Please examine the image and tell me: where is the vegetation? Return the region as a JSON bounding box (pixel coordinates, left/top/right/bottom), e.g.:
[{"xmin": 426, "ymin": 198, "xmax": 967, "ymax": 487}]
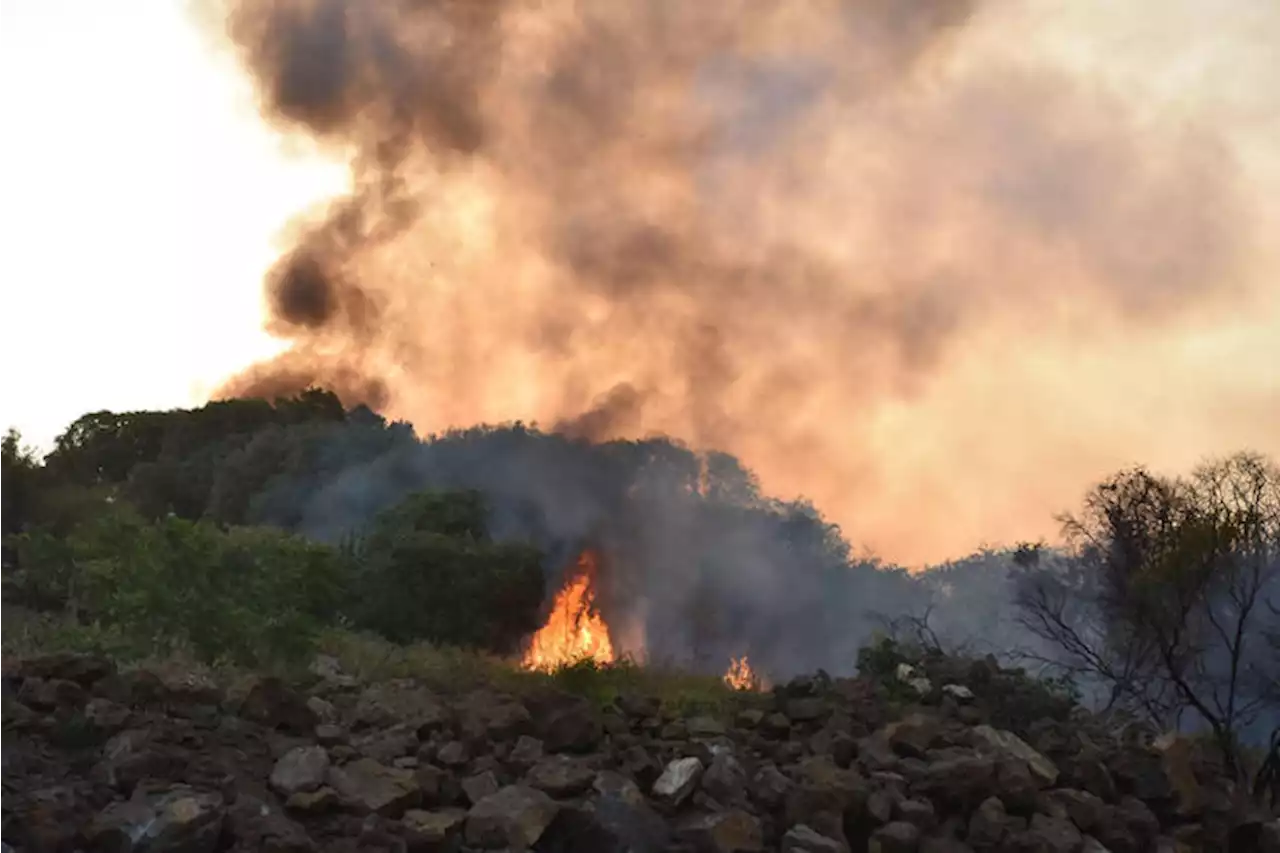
[
  {"xmin": 3, "ymin": 391, "xmax": 1276, "ymax": 772},
  {"xmin": 1013, "ymin": 452, "xmax": 1280, "ymax": 776}
]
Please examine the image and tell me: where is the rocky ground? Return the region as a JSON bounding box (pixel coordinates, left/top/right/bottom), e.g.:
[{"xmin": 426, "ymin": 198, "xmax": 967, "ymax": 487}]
[{"xmin": 2, "ymin": 650, "xmax": 1277, "ymax": 853}]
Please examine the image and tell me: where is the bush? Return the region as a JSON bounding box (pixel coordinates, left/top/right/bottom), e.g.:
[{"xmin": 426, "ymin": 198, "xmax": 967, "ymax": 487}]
[
  {"xmin": 8, "ymin": 503, "xmax": 349, "ymax": 666},
  {"xmin": 348, "ymin": 490, "xmax": 546, "ymax": 652}
]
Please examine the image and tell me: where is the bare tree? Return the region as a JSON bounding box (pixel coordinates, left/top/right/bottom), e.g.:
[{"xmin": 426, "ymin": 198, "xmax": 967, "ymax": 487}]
[{"xmin": 1014, "ymin": 452, "xmax": 1280, "ymax": 776}]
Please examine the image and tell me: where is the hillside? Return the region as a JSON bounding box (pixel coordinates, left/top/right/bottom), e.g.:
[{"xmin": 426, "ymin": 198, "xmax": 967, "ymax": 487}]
[
  {"xmin": 3, "ymin": 639, "xmax": 1277, "ymax": 852},
  {"xmin": 4, "ymin": 393, "xmax": 1279, "ymax": 851}
]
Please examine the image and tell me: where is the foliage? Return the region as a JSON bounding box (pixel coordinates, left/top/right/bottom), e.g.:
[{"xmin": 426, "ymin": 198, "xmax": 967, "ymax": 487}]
[
  {"xmin": 1014, "ymin": 451, "xmax": 1280, "ymax": 773},
  {"xmin": 347, "ymin": 490, "xmax": 546, "ymax": 652},
  {"xmin": 7, "ymin": 503, "xmax": 349, "ymax": 666},
  {"xmin": 2, "ymin": 428, "xmax": 43, "ymax": 541}
]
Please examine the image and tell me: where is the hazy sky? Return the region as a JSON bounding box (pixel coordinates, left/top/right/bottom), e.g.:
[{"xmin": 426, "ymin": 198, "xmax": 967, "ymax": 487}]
[
  {"xmin": 0, "ymin": 0, "xmax": 347, "ymax": 447},
  {"xmin": 1, "ymin": 0, "xmax": 1276, "ymax": 565}
]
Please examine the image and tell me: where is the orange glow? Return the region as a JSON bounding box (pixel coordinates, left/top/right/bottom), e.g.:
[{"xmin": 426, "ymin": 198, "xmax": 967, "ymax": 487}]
[
  {"xmin": 724, "ymin": 655, "xmax": 767, "ymax": 691},
  {"xmin": 522, "ymin": 550, "xmax": 616, "ymax": 671}
]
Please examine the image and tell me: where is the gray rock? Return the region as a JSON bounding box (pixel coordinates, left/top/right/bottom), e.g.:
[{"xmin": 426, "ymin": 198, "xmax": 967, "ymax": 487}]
[
  {"xmin": 678, "ymin": 809, "xmax": 764, "ymax": 853},
  {"xmin": 239, "ymin": 677, "xmax": 317, "ymax": 734},
  {"xmin": 226, "ymin": 795, "xmax": 314, "ymax": 853},
  {"xmin": 327, "ymin": 757, "xmax": 422, "ymax": 817},
  {"xmin": 270, "ymin": 745, "xmax": 330, "ymax": 796},
  {"xmin": 702, "ymin": 753, "xmax": 748, "ymax": 805},
  {"xmin": 869, "ymin": 821, "xmax": 921, "ymax": 853},
  {"xmin": 527, "ymin": 755, "xmax": 596, "ymax": 798},
  {"xmin": 464, "ymin": 784, "xmax": 559, "ymax": 849},
  {"xmin": 653, "ymin": 757, "xmax": 704, "ymax": 807},
  {"xmin": 782, "ymin": 824, "xmax": 847, "ymax": 853},
  {"xmin": 462, "ymin": 770, "xmax": 501, "ymax": 805},
  {"xmin": 969, "ymin": 726, "xmax": 1058, "ymax": 786},
  {"xmin": 401, "ymin": 807, "xmax": 467, "ymax": 847},
  {"xmin": 87, "ymin": 787, "xmax": 225, "ymax": 853},
  {"xmin": 941, "ymin": 684, "xmax": 974, "ymax": 702}
]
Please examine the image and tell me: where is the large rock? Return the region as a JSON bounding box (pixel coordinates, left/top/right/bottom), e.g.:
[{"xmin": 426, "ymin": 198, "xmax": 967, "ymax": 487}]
[
  {"xmin": 869, "ymin": 821, "xmax": 921, "ymax": 853},
  {"xmin": 526, "ymin": 755, "xmax": 597, "ymax": 798},
  {"xmin": 270, "ymin": 745, "xmax": 330, "ymax": 797},
  {"xmin": 354, "ymin": 682, "xmax": 450, "ymax": 734},
  {"xmin": 17, "ymin": 652, "xmax": 116, "ymax": 687},
  {"xmin": 401, "ymin": 808, "xmax": 467, "ymax": 850},
  {"xmin": 969, "ymin": 726, "xmax": 1059, "ymax": 787},
  {"xmin": 677, "ymin": 809, "xmax": 764, "ymax": 852},
  {"xmin": 225, "ymin": 795, "xmax": 314, "ymax": 853},
  {"xmin": 327, "ymin": 757, "xmax": 422, "ymax": 817},
  {"xmin": 541, "ymin": 699, "xmax": 603, "ymax": 753},
  {"xmin": 703, "ymin": 753, "xmax": 749, "ymax": 806},
  {"xmin": 464, "ymin": 784, "xmax": 560, "ymax": 849},
  {"xmin": 782, "ymin": 824, "xmax": 847, "ymax": 853},
  {"xmin": 653, "ymin": 757, "xmax": 704, "ymax": 807},
  {"xmin": 546, "ymin": 793, "xmax": 671, "ymax": 853},
  {"xmin": 353, "ymin": 723, "xmax": 420, "ymax": 763},
  {"xmin": 86, "ymin": 787, "xmax": 225, "ymax": 853},
  {"xmin": 239, "ymin": 678, "xmax": 317, "ymax": 734}
]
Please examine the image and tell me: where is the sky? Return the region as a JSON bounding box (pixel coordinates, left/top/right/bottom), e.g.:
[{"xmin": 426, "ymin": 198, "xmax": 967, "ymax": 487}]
[
  {"xmin": 0, "ymin": 0, "xmax": 347, "ymax": 448},
  {"xmin": 0, "ymin": 0, "xmax": 1277, "ymax": 565}
]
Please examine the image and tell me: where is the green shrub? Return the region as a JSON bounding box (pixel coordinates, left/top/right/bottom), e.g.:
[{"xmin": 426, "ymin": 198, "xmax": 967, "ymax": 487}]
[
  {"xmin": 348, "ymin": 490, "xmax": 546, "ymax": 652},
  {"xmin": 8, "ymin": 503, "xmax": 349, "ymax": 666}
]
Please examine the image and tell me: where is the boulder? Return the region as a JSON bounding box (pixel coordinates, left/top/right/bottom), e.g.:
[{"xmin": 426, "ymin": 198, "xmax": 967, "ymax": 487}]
[
  {"xmin": 653, "ymin": 757, "xmax": 704, "ymax": 807},
  {"xmin": 239, "ymin": 678, "xmax": 317, "ymax": 734},
  {"xmin": 400, "ymin": 807, "xmax": 467, "ymax": 849},
  {"xmin": 678, "ymin": 809, "xmax": 764, "ymax": 852},
  {"xmin": 782, "ymin": 824, "xmax": 848, "ymax": 853},
  {"xmin": 327, "ymin": 757, "xmax": 422, "ymax": 817},
  {"xmin": 464, "ymin": 784, "xmax": 559, "ymax": 849},
  {"xmin": 270, "ymin": 745, "xmax": 330, "ymax": 797},
  {"xmin": 87, "ymin": 787, "xmax": 225, "ymax": 853},
  {"xmin": 969, "ymin": 726, "xmax": 1059, "ymax": 787},
  {"xmin": 526, "ymin": 755, "xmax": 596, "ymax": 798}
]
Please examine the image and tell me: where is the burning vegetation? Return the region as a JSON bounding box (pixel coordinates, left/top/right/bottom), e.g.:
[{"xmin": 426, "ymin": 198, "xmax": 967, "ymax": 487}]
[{"xmin": 521, "ymin": 550, "xmax": 616, "ymax": 672}]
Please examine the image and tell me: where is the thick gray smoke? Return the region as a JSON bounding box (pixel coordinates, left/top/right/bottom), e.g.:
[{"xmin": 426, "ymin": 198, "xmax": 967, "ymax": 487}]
[
  {"xmin": 237, "ymin": 414, "xmax": 1039, "ymax": 679},
  {"xmin": 202, "ymin": 0, "xmax": 1262, "ymax": 566}
]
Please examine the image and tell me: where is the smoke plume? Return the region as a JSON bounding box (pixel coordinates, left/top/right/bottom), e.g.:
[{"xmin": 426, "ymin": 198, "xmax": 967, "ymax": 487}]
[{"xmin": 206, "ymin": 0, "xmax": 1272, "ymax": 564}]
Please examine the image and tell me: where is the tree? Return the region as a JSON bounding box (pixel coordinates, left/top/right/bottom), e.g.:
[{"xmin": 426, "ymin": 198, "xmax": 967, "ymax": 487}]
[
  {"xmin": 1015, "ymin": 452, "xmax": 1280, "ymax": 774},
  {"xmin": 2, "ymin": 428, "xmax": 42, "ymax": 540}
]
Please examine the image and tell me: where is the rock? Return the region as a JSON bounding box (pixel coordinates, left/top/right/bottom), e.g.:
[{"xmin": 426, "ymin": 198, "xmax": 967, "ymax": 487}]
[
  {"xmin": 653, "ymin": 757, "xmax": 704, "ymax": 807},
  {"xmin": 967, "ymin": 796, "xmax": 1011, "ymax": 849},
  {"xmin": 464, "ymin": 784, "xmax": 559, "ymax": 849},
  {"xmin": 703, "ymin": 753, "xmax": 748, "ymax": 806},
  {"xmin": 315, "ymin": 723, "xmax": 347, "ymax": 746},
  {"xmin": 240, "ymin": 677, "xmax": 317, "ymax": 734},
  {"xmin": 736, "ymin": 708, "xmax": 765, "ymax": 729},
  {"xmin": 354, "ymin": 682, "xmax": 449, "ymax": 734},
  {"xmin": 782, "ymin": 824, "xmax": 847, "ymax": 853},
  {"xmin": 969, "ymin": 726, "xmax": 1059, "ymax": 786},
  {"xmin": 885, "ymin": 714, "xmax": 941, "ymax": 758},
  {"xmin": 354, "ymin": 724, "xmax": 420, "ymax": 763},
  {"xmin": 1043, "ymin": 789, "xmax": 1106, "ymax": 834},
  {"xmin": 508, "ymin": 734, "xmax": 544, "ymax": 770},
  {"xmin": 84, "ymin": 697, "xmax": 132, "ymax": 735},
  {"xmin": 762, "ymin": 712, "xmax": 793, "ymax": 739},
  {"xmin": 1108, "ymin": 746, "xmax": 1174, "ymax": 804},
  {"xmin": 941, "ymin": 684, "xmax": 974, "ymax": 703},
  {"xmin": 286, "ymin": 787, "xmax": 340, "ymax": 814},
  {"xmin": 593, "ymin": 770, "xmax": 646, "ymax": 805},
  {"xmin": 462, "ymin": 770, "xmax": 501, "ymax": 804},
  {"xmin": 785, "ymin": 697, "xmax": 826, "ymax": 723},
  {"xmin": 678, "ymin": 809, "xmax": 764, "ymax": 852},
  {"xmin": 17, "ymin": 677, "xmax": 86, "ymax": 711},
  {"xmin": 1154, "ymin": 734, "xmax": 1202, "ymax": 814},
  {"xmin": 87, "ymin": 787, "xmax": 225, "ymax": 853},
  {"xmin": 550, "ymin": 792, "xmax": 671, "ymax": 853},
  {"xmin": 18, "ymin": 652, "xmax": 116, "ymax": 687},
  {"xmin": 995, "ymin": 759, "xmax": 1041, "ymax": 812},
  {"xmin": 95, "ymin": 668, "xmax": 168, "ymax": 707},
  {"xmin": 305, "ymin": 695, "xmax": 337, "ymax": 724},
  {"xmin": 907, "ymin": 678, "xmax": 934, "ymax": 697},
  {"xmin": 869, "ymin": 821, "xmax": 921, "ymax": 853},
  {"xmin": 542, "ymin": 699, "xmax": 602, "ymax": 753},
  {"xmin": 226, "ymin": 795, "xmax": 315, "ymax": 853},
  {"xmin": 435, "ymin": 740, "xmax": 470, "ymax": 768},
  {"xmin": 830, "ymin": 731, "xmax": 858, "ymax": 768},
  {"xmin": 897, "ymin": 798, "xmax": 937, "ymax": 831},
  {"xmin": 1010, "ymin": 813, "xmax": 1083, "ymax": 853},
  {"xmin": 401, "ymin": 808, "xmax": 467, "ymax": 850},
  {"xmin": 750, "ymin": 763, "xmax": 794, "ymax": 811},
  {"xmin": 917, "ymin": 756, "xmax": 997, "ymax": 810},
  {"xmin": 327, "ymin": 757, "xmax": 422, "ymax": 817},
  {"xmin": 527, "ymin": 755, "xmax": 596, "ymax": 798},
  {"xmin": 785, "ymin": 756, "xmax": 868, "ymax": 832},
  {"xmin": 270, "ymin": 745, "xmax": 330, "ymax": 796},
  {"xmin": 688, "ymin": 715, "xmax": 728, "ymax": 737}
]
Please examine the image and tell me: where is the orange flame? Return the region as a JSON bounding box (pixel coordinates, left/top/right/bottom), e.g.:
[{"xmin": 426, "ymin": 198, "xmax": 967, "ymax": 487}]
[
  {"xmin": 522, "ymin": 550, "xmax": 616, "ymax": 671},
  {"xmin": 724, "ymin": 655, "xmax": 767, "ymax": 691}
]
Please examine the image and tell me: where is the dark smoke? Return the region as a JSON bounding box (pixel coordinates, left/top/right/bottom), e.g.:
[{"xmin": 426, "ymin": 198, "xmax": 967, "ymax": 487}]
[
  {"xmin": 203, "ymin": 0, "xmax": 1256, "ymax": 565},
  {"xmin": 237, "ymin": 414, "xmax": 1039, "ymax": 678}
]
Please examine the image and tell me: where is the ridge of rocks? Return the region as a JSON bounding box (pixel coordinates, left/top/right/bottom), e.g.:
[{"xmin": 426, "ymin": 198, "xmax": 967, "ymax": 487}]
[{"xmin": 2, "ymin": 650, "xmax": 1276, "ymax": 852}]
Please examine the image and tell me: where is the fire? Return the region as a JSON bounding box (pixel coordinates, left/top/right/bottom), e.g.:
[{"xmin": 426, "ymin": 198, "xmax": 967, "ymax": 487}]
[
  {"xmin": 522, "ymin": 550, "xmax": 616, "ymax": 671},
  {"xmin": 724, "ymin": 655, "xmax": 767, "ymax": 691}
]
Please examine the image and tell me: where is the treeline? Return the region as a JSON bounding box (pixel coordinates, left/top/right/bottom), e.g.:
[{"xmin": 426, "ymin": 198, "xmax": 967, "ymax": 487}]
[
  {"xmin": 1, "ymin": 392, "xmax": 545, "ymax": 663},
  {"xmin": 3, "ymin": 391, "xmax": 1278, "ymax": 772}
]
